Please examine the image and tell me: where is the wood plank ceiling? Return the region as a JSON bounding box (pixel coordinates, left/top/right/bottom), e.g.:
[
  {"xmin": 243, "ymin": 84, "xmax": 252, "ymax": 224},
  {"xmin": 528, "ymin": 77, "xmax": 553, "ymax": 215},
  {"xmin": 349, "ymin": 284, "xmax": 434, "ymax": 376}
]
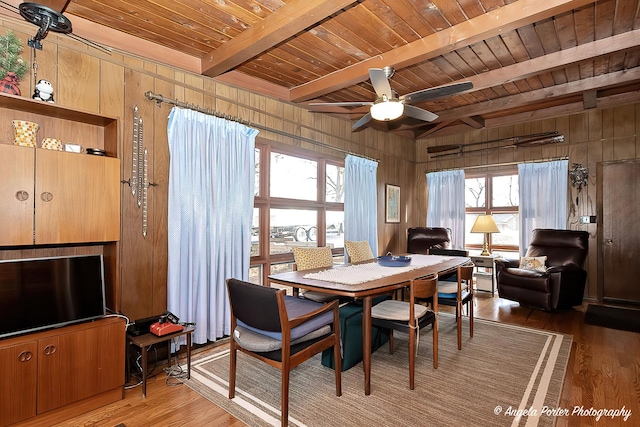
[{"xmin": 4, "ymin": 0, "xmax": 640, "ymax": 138}]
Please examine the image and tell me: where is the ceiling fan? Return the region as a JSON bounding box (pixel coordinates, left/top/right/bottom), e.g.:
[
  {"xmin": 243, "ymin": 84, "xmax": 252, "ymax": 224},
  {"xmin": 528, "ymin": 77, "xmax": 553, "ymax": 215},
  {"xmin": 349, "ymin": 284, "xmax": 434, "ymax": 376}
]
[
  {"xmin": 0, "ymin": 1, "xmax": 110, "ymax": 53},
  {"xmin": 19, "ymin": 2, "xmax": 72, "ymax": 50},
  {"xmin": 309, "ymin": 66, "xmax": 473, "ymax": 131}
]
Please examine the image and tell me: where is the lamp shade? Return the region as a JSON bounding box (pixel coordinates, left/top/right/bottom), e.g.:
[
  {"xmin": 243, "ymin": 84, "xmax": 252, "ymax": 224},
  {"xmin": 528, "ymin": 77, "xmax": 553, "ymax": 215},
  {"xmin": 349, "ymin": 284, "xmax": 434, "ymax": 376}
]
[
  {"xmin": 370, "ymin": 100, "xmax": 404, "ymax": 121},
  {"xmin": 470, "ymin": 215, "xmax": 500, "ymax": 233}
]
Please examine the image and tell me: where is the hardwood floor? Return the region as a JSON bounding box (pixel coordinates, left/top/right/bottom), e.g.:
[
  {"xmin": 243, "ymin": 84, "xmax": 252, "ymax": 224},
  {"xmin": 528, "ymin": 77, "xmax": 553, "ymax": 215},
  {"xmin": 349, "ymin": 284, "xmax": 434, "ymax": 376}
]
[{"xmin": 54, "ymin": 294, "xmax": 639, "ymax": 427}]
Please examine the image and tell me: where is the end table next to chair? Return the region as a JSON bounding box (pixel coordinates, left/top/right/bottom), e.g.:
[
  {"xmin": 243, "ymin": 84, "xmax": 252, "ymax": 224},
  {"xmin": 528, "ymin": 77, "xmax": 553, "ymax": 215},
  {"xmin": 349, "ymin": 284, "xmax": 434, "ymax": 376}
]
[{"xmin": 470, "ymin": 254, "xmax": 501, "ymax": 296}]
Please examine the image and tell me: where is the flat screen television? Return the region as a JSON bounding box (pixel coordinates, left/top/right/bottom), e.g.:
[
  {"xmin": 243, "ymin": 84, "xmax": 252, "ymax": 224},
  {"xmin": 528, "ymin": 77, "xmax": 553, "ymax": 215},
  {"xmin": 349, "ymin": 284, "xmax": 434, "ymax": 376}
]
[{"xmin": 0, "ymin": 254, "xmax": 106, "ymax": 340}]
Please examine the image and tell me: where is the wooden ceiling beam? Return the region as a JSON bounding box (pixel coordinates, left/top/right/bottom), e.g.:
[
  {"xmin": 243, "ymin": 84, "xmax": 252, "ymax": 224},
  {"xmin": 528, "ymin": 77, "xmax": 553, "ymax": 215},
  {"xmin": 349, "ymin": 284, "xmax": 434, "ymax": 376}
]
[
  {"xmin": 583, "ymin": 90, "xmax": 598, "ymax": 109},
  {"xmin": 289, "ymin": 0, "xmax": 597, "ymax": 102},
  {"xmin": 34, "ymin": 0, "xmax": 71, "ymax": 12},
  {"xmin": 433, "ymin": 66, "xmax": 640, "ymax": 123},
  {"xmin": 416, "ymin": 123, "xmax": 474, "ymax": 139},
  {"xmin": 201, "ymin": 0, "xmax": 359, "ymax": 79},
  {"xmin": 459, "ymin": 29, "xmax": 640, "ymax": 94},
  {"xmin": 460, "ymin": 116, "xmax": 485, "ymax": 129},
  {"xmin": 480, "ymin": 90, "xmax": 640, "ymax": 130}
]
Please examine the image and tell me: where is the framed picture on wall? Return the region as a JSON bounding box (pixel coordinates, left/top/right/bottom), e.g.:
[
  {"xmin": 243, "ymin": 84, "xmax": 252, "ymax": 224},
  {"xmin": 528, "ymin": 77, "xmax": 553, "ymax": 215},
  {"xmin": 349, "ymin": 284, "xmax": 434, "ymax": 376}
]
[{"xmin": 385, "ymin": 184, "xmax": 400, "ymax": 223}]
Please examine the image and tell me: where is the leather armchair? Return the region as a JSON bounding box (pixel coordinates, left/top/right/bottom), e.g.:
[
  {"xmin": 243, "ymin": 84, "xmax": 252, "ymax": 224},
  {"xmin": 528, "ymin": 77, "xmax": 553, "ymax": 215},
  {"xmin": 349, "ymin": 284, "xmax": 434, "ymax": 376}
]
[
  {"xmin": 407, "ymin": 227, "xmax": 451, "ymax": 254},
  {"xmin": 495, "ymin": 228, "xmax": 589, "ymax": 311}
]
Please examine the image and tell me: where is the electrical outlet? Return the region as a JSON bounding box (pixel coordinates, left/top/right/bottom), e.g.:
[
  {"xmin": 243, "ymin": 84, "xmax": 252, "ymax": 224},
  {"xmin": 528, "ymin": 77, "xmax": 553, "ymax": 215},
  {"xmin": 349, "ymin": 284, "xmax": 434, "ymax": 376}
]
[{"xmin": 580, "ymin": 216, "xmax": 596, "ymax": 224}]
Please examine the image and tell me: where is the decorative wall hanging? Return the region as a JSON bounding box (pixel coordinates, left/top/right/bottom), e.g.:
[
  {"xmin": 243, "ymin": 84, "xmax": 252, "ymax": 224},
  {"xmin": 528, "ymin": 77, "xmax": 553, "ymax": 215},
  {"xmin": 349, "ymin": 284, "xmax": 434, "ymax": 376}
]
[
  {"xmin": 569, "ymin": 163, "xmax": 589, "ymax": 192},
  {"xmin": 122, "ymin": 105, "xmax": 156, "ymax": 238},
  {"xmin": 132, "ymin": 106, "xmax": 143, "ymax": 204},
  {"xmin": 569, "ymin": 163, "xmax": 589, "ymax": 206},
  {"xmin": 385, "ymin": 184, "xmax": 400, "ymax": 223},
  {"xmin": 142, "ymin": 148, "xmax": 149, "ymax": 238}
]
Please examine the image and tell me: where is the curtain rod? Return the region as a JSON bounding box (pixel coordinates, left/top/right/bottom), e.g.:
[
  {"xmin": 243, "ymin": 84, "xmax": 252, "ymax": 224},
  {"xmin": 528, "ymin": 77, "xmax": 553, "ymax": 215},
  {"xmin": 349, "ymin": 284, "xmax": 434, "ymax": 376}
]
[
  {"xmin": 425, "ymin": 156, "xmax": 569, "ymax": 173},
  {"xmin": 144, "ymin": 91, "xmax": 379, "ymax": 163}
]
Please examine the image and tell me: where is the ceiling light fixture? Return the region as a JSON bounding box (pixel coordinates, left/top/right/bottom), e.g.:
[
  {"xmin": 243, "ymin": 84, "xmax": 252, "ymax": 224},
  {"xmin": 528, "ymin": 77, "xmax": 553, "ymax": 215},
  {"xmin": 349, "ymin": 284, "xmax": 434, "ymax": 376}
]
[{"xmin": 370, "ymin": 96, "xmax": 404, "ymax": 121}]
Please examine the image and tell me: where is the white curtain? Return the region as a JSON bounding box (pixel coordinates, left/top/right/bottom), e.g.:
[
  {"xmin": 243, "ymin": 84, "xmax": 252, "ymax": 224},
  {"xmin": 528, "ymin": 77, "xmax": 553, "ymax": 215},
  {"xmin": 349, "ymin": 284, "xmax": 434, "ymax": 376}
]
[
  {"xmin": 344, "ymin": 155, "xmax": 378, "ymax": 261},
  {"xmin": 167, "ymin": 107, "xmax": 258, "ymax": 345},
  {"xmin": 518, "ymin": 160, "xmax": 568, "ymax": 254},
  {"xmin": 426, "ymin": 170, "xmax": 466, "ymax": 249}
]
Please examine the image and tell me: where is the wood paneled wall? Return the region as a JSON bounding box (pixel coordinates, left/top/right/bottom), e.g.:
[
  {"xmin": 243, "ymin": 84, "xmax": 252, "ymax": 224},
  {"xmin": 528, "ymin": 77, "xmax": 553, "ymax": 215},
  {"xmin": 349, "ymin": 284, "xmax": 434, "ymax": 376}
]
[
  {"xmin": 5, "ymin": 13, "xmax": 634, "ymax": 309},
  {"xmin": 416, "ymin": 106, "xmax": 640, "ymax": 299},
  {"xmin": 0, "ymin": 16, "xmax": 414, "ymax": 320}
]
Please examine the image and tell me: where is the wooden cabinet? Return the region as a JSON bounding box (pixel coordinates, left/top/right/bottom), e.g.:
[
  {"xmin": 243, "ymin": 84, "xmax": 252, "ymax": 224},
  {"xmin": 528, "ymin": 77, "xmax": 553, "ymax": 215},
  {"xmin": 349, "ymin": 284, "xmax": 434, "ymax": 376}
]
[
  {"xmin": 0, "ymin": 94, "xmax": 124, "ymax": 426},
  {"xmin": 0, "ymin": 92, "xmax": 120, "ymax": 246},
  {"xmin": 0, "ymin": 144, "xmax": 34, "ymax": 245},
  {"xmin": 0, "ymin": 145, "xmax": 120, "ymax": 245},
  {"xmin": 0, "ymin": 341, "xmax": 37, "ymax": 426},
  {"xmin": 0, "ymin": 317, "xmax": 125, "ymax": 427}
]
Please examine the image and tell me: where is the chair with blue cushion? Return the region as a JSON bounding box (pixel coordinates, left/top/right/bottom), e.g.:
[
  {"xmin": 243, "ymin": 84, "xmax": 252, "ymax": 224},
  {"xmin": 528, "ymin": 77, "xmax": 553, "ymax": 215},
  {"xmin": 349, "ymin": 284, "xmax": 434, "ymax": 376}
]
[
  {"xmin": 226, "ymin": 278, "xmax": 341, "ymax": 427},
  {"xmin": 436, "ymin": 263, "xmax": 475, "ymax": 350}
]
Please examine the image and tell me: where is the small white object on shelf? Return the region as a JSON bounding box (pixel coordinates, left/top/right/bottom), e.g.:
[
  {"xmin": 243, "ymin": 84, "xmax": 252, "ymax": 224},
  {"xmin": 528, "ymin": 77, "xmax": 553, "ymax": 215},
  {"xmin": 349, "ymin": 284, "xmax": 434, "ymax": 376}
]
[{"xmin": 64, "ymin": 143, "xmax": 82, "ymax": 153}]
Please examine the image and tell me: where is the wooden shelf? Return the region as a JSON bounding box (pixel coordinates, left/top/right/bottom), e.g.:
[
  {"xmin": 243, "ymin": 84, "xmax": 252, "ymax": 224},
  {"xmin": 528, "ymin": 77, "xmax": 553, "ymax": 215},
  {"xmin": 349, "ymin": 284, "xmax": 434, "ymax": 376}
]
[
  {"xmin": 0, "ymin": 92, "xmax": 117, "ymax": 126},
  {"xmin": 0, "ymin": 92, "xmax": 119, "ymax": 157}
]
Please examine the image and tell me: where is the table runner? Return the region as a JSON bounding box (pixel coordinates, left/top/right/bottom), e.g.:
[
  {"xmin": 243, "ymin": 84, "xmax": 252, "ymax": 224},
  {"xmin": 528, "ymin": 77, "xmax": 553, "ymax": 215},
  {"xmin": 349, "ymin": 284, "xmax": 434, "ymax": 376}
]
[{"xmin": 302, "ymin": 254, "xmax": 452, "ymax": 285}]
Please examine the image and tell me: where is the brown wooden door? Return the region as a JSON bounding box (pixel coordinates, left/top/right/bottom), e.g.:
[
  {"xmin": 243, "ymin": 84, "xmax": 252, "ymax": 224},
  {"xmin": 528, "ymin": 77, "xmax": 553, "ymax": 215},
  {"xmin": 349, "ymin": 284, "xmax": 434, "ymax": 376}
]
[
  {"xmin": 598, "ymin": 160, "xmax": 640, "ymax": 303},
  {"xmin": 35, "ymin": 150, "xmax": 120, "ymax": 244},
  {"xmin": 0, "ymin": 144, "xmax": 35, "ymax": 246},
  {"xmin": 0, "ymin": 341, "xmax": 37, "ymax": 427}
]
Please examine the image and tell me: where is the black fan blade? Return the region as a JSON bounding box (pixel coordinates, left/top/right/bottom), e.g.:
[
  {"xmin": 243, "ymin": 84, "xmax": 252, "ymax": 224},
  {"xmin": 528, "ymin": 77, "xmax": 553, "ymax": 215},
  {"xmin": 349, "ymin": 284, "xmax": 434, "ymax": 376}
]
[
  {"xmin": 400, "ymin": 81, "xmax": 473, "ymax": 104},
  {"xmin": 369, "ymin": 68, "xmax": 392, "ymax": 98},
  {"xmin": 352, "ymin": 113, "xmax": 372, "ymax": 131},
  {"xmin": 308, "ymin": 101, "xmax": 373, "ymax": 107},
  {"xmin": 403, "ymin": 105, "xmax": 438, "ymax": 122}
]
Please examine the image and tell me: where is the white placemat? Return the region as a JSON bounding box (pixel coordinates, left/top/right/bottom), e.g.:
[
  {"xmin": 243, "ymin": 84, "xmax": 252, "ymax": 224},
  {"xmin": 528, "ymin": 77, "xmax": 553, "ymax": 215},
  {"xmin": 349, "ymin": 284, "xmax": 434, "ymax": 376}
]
[{"xmin": 302, "ymin": 254, "xmax": 452, "ymax": 285}]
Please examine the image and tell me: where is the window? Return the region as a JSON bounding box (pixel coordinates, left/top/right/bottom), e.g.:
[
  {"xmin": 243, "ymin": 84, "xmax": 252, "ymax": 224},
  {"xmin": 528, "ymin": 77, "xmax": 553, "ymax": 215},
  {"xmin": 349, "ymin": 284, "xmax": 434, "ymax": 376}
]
[
  {"xmin": 270, "ymin": 152, "xmax": 317, "ymax": 200},
  {"xmin": 465, "ymin": 172, "xmax": 519, "ymax": 254},
  {"xmin": 251, "ymin": 139, "xmax": 345, "ymax": 286}
]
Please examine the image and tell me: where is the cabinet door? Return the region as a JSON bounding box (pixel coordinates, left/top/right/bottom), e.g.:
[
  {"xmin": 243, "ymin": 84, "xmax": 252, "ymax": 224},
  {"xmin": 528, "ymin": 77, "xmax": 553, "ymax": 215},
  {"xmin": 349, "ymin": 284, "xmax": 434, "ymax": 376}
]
[
  {"xmin": 0, "ymin": 341, "xmax": 37, "ymax": 427},
  {"xmin": 37, "ymin": 321, "xmax": 125, "ymax": 414},
  {"xmin": 35, "ymin": 150, "xmax": 121, "ymax": 244},
  {"xmin": 0, "ymin": 144, "xmax": 35, "ymax": 246}
]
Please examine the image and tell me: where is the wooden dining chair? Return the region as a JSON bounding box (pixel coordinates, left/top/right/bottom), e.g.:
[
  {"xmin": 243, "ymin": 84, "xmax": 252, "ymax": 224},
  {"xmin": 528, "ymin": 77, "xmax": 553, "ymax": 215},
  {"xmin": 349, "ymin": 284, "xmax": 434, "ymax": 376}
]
[
  {"xmin": 226, "ymin": 278, "xmax": 342, "ymax": 427},
  {"xmin": 370, "ymin": 275, "xmax": 439, "ymax": 390},
  {"xmin": 436, "ymin": 263, "xmax": 475, "ymax": 350}
]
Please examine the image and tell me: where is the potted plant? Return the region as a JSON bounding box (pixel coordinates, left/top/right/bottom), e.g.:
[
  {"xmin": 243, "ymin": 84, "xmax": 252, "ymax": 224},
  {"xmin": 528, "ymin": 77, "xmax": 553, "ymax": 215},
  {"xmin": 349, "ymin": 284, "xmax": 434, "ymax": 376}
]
[{"xmin": 0, "ymin": 31, "xmax": 28, "ymax": 96}]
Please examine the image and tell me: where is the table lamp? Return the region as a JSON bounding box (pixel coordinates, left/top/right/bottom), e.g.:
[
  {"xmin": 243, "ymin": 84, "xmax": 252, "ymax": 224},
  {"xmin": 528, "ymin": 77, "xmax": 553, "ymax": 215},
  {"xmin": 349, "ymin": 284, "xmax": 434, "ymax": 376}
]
[{"xmin": 471, "ymin": 214, "xmax": 500, "ymax": 256}]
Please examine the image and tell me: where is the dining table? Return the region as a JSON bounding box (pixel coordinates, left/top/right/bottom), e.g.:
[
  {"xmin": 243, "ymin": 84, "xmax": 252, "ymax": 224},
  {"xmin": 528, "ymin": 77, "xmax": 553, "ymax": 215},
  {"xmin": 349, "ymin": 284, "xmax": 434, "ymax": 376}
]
[{"xmin": 268, "ymin": 254, "xmax": 470, "ymax": 395}]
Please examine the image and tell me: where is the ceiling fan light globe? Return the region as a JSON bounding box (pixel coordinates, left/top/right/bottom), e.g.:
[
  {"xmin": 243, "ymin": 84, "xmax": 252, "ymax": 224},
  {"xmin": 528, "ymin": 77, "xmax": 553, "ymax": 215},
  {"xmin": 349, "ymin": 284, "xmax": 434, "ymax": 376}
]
[{"xmin": 370, "ymin": 101, "xmax": 404, "ymax": 121}]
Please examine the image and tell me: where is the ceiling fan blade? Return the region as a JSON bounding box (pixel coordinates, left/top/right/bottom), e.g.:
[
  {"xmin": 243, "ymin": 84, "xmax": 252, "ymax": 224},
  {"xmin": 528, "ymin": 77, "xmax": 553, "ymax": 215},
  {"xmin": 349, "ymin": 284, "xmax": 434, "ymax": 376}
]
[
  {"xmin": 308, "ymin": 101, "xmax": 373, "ymax": 107},
  {"xmin": 400, "ymin": 81, "xmax": 473, "ymax": 104},
  {"xmin": 352, "ymin": 113, "xmax": 372, "ymax": 132},
  {"xmin": 369, "ymin": 68, "xmax": 393, "ymax": 98},
  {"xmin": 403, "ymin": 105, "xmax": 438, "ymax": 122}
]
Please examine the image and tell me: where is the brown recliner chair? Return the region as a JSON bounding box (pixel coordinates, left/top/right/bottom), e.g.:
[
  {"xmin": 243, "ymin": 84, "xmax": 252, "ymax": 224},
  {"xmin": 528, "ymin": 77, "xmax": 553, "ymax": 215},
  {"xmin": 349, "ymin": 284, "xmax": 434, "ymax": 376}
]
[
  {"xmin": 407, "ymin": 227, "xmax": 451, "ymax": 254},
  {"xmin": 495, "ymin": 228, "xmax": 589, "ymax": 311}
]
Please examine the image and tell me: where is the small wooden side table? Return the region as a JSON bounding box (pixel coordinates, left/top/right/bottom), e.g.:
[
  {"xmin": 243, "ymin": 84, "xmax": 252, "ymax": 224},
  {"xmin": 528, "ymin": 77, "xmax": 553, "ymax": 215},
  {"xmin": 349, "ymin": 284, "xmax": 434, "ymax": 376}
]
[
  {"xmin": 470, "ymin": 254, "xmax": 501, "ymax": 296},
  {"xmin": 127, "ymin": 325, "xmax": 195, "ymax": 397}
]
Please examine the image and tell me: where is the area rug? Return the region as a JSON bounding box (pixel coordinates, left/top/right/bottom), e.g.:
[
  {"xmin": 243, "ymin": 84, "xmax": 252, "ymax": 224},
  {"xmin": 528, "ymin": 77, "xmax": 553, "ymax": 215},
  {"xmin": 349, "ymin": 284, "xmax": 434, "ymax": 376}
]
[
  {"xmin": 584, "ymin": 304, "xmax": 640, "ymax": 333},
  {"xmin": 182, "ymin": 315, "xmax": 571, "ymax": 427}
]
